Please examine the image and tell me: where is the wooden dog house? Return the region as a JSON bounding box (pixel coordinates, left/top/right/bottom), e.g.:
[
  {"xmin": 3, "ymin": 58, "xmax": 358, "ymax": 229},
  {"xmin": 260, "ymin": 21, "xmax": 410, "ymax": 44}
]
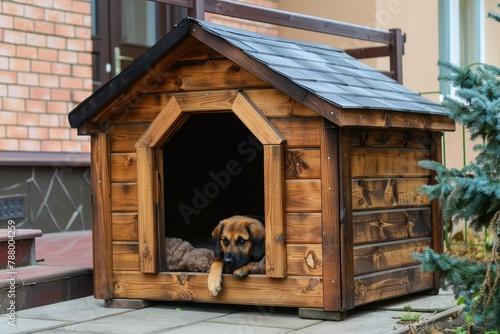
[{"xmin": 68, "ymin": 18, "xmax": 455, "ymax": 319}]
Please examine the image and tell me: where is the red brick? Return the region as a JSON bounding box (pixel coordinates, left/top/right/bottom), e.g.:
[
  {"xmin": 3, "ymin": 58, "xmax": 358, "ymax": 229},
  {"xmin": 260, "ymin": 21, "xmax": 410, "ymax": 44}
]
[
  {"xmin": 71, "ymin": 89, "xmax": 90, "ymax": 103},
  {"xmin": 65, "ymin": 12, "xmax": 83, "ymax": 26},
  {"xmin": 47, "ymin": 101, "xmax": 67, "ymax": 114},
  {"xmin": 47, "ymin": 35, "xmax": 66, "ymax": 49},
  {"xmin": 77, "ymin": 52, "xmax": 91, "ymax": 65},
  {"xmin": 0, "ymin": 70, "xmax": 17, "ymax": 84},
  {"xmin": 9, "ymin": 58, "xmax": 30, "ymax": 71},
  {"xmin": 55, "ymin": 23, "xmax": 75, "ymax": 38},
  {"xmin": 60, "ymin": 76, "xmax": 82, "ymax": 89},
  {"xmin": 53, "ymin": 0, "xmax": 73, "ymax": 12},
  {"xmin": 35, "ymin": 20, "xmax": 55, "ymax": 35},
  {"xmin": 51, "ymin": 63, "xmax": 71, "ymax": 76},
  {"xmin": 14, "ymin": 17, "xmax": 34, "ymax": 31},
  {"xmin": 19, "ymin": 139, "xmax": 41, "ymax": 151},
  {"xmin": 8, "ymin": 85, "xmax": 29, "ymax": 98},
  {"xmin": 39, "ymin": 74, "xmax": 59, "ymax": 88},
  {"xmin": 0, "ymin": 111, "xmax": 18, "ymax": 125},
  {"xmin": 26, "ymin": 100, "xmax": 46, "ymax": 113},
  {"xmin": 26, "ymin": 33, "xmax": 47, "ymax": 47},
  {"xmin": 45, "ymin": 9, "xmax": 65, "ymax": 23},
  {"xmin": 24, "ymin": 5, "xmax": 45, "ymax": 22},
  {"xmin": 7, "ymin": 125, "xmax": 28, "ymax": 139},
  {"xmin": 3, "ymin": 97, "xmax": 25, "ymax": 111},
  {"xmin": 39, "ymin": 114, "xmax": 59, "ymax": 127},
  {"xmin": 3, "ymin": 2, "xmax": 25, "ymax": 16},
  {"xmin": 18, "ymin": 112, "xmax": 40, "ymax": 126},
  {"xmin": 80, "ymin": 140, "xmax": 91, "ymax": 153},
  {"xmin": 38, "ymin": 48, "xmax": 58, "ymax": 61},
  {"xmin": 28, "ymin": 126, "xmax": 48, "ymax": 139},
  {"xmin": 72, "ymin": 1, "xmax": 91, "ymax": 14},
  {"xmin": 75, "ymin": 26, "xmax": 91, "ymax": 39},
  {"xmin": 0, "ymin": 57, "xmax": 7, "ymax": 70},
  {"xmin": 0, "ymin": 14, "xmax": 14, "ymax": 29},
  {"xmin": 17, "ymin": 45, "xmax": 37, "ymax": 58},
  {"xmin": 72, "ymin": 64, "xmax": 91, "ymax": 78},
  {"xmin": 4, "ymin": 30, "xmax": 26, "ymax": 44},
  {"xmin": 31, "ymin": 60, "xmax": 52, "ymax": 74},
  {"xmin": 0, "ymin": 43, "xmax": 16, "ymax": 57},
  {"xmin": 0, "ymin": 139, "xmax": 19, "ymax": 150},
  {"xmin": 17, "ymin": 72, "xmax": 38, "ymax": 85},
  {"xmin": 51, "ymin": 88, "xmax": 70, "ymax": 101},
  {"xmin": 49, "ymin": 127, "xmax": 70, "ymax": 140},
  {"xmin": 0, "ymin": 125, "xmax": 5, "ymax": 138},
  {"xmin": 67, "ymin": 38, "xmax": 85, "ymax": 51},
  {"xmin": 58, "ymin": 50, "xmax": 78, "ymax": 64},
  {"xmin": 41, "ymin": 140, "xmax": 62, "ymax": 152},
  {"xmin": 30, "ymin": 87, "xmax": 51, "ymax": 100}
]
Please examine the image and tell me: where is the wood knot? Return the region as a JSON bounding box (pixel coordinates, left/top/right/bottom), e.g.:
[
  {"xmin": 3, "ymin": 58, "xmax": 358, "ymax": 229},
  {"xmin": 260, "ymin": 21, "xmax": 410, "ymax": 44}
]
[
  {"xmin": 356, "ymin": 280, "xmax": 367, "ymax": 295},
  {"xmin": 179, "ymin": 273, "xmax": 187, "ymax": 285},
  {"xmin": 306, "ymin": 251, "xmax": 317, "ymax": 269}
]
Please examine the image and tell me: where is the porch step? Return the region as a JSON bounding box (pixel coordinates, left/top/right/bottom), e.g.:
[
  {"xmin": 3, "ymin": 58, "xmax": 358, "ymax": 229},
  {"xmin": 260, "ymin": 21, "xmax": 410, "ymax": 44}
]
[
  {"xmin": 0, "ymin": 229, "xmax": 42, "ymax": 269},
  {"xmin": 0, "ymin": 230, "xmax": 93, "ymax": 313}
]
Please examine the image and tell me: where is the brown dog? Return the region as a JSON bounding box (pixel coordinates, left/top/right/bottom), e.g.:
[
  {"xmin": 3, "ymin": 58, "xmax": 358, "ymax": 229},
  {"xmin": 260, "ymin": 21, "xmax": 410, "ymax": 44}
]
[{"xmin": 207, "ymin": 215, "xmax": 265, "ymax": 297}]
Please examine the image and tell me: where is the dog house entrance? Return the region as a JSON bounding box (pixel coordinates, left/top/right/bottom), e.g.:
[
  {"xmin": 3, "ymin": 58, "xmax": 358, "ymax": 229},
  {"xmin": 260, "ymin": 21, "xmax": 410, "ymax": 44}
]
[{"xmin": 162, "ymin": 113, "xmax": 264, "ymax": 245}]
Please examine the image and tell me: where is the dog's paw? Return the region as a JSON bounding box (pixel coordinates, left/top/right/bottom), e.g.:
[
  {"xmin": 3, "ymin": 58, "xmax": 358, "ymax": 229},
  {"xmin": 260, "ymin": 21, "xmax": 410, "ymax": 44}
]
[
  {"xmin": 233, "ymin": 267, "xmax": 249, "ymax": 278},
  {"xmin": 207, "ymin": 273, "xmax": 222, "ymax": 297}
]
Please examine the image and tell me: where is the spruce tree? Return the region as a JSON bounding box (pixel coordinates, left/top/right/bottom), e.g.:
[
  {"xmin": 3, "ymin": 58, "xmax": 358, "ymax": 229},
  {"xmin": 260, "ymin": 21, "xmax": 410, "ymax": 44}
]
[{"xmin": 411, "ymin": 4, "xmax": 500, "ymax": 330}]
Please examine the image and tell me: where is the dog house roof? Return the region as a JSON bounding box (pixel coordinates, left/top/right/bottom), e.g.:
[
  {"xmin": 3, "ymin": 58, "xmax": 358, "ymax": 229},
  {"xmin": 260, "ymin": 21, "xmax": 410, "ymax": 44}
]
[{"xmin": 68, "ymin": 17, "xmax": 450, "ymax": 129}]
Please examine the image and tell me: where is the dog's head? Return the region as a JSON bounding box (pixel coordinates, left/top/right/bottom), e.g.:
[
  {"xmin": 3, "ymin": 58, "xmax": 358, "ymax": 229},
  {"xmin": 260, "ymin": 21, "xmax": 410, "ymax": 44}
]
[{"xmin": 211, "ymin": 215, "xmax": 265, "ymax": 269}]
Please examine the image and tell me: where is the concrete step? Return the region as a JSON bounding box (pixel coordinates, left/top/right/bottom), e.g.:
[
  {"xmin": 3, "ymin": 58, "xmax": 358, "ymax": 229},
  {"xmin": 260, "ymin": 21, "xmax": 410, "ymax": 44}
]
[
  {"xmin": 0, "ymin": 229, "xmax": 42, "ymax": 269},
  {"xmin": 0, "ymin": 230, "xmax": 93, "ymax": 313}
]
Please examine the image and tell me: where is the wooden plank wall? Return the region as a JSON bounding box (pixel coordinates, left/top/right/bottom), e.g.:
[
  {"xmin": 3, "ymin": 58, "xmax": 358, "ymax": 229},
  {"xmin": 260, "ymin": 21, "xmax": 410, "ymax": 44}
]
[
  {"xmin": 102, "ymin": 49, "xmax": 325, "ymax": 307},
  {"xmin": 349, "ymin": 129, "xmax": 436, "ymax": 306}
]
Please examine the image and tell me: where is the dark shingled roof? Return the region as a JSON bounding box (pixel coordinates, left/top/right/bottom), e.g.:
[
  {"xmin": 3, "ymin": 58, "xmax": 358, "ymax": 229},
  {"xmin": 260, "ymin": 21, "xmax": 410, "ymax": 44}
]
[
  {"xmin": 195, "ymin": 19, "xmax": 446, "ymax": 115},
  {"xmin": 68, "ymin": 17, "xmax": 447, "ymax": 128}
]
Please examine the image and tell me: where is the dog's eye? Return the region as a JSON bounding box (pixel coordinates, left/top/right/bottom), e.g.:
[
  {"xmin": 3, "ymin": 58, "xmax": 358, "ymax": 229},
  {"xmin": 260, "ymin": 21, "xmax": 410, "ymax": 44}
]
[
  {"xmin": 236, "ymin": 237, "xmax": 247, "ymax": 245},
  {"xmin": 222, "ymin": 238, "xmax": 229, "ymax": 246}
]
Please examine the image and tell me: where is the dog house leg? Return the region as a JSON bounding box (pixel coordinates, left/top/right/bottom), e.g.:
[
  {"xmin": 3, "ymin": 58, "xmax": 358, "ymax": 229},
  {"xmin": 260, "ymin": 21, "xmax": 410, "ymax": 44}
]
[
  {"xmin": 105, "ymin": 299, "xmax": 154, "ymax": 309},
  {"xmin": 298, "ymin": 308, "xmax": 347, "ymax": 321}
]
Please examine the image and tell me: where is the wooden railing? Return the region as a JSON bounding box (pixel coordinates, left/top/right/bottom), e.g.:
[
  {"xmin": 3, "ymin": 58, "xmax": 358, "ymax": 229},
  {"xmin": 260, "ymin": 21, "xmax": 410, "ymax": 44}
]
[{"xmin": 153, "ymin": 0, "xmax": 405, "ymax": 83}]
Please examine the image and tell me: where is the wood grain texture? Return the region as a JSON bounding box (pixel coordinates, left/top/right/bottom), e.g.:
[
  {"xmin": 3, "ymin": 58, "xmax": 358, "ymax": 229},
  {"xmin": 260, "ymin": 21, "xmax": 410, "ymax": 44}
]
[
  {"xmin": 287, "ymin": 244, "xmax": 322, "ymax": 276},
  {"xmin": 91, "ymin": 133, "xmax": 114, "ymax": 299},
  {"xmin": 110, "ymin": 153, "xmax": 137, "ymax": 182},
  {"xmin": 285, "ymin": 179, "xmax": 322, "ymax": 213},
  {"xmin": 270, "ymin": 117, "xmax": 322, "ymax": 148},
  {"xmin": 352, "ymin": 208, "xmax": 432, "ymax": 245},
  {"xmin": 110, "ymin": 125, "xmax": 148, "ymax": 153},
  {"xmin": 112, "ymin": 213, "xmax": 138, "ymax": 241},
  {"xmin": 320, "ymin": 124, "xmax": 343, "ymax": 311},
  {"xmin": 350, "ymin": 129, "xmax": 435, "ymax": 149},
  {"xmin": 354, "ymin": 266, "xmax": 434, "ymax": 306},
  {"xmin": 111, "ymin": 183, "xmax": 138, "ymax": 212},
  {"xmin": 113, "ymin": 242, "xmax": 139, "ymax": 271},
  {"xmin": 351, "ymin": 148, "xmax": 431, "ymax": 178},
  {"xmin": 113, "ymin": 271, "xmax": 323, "ymax": 308},
  {"xmin": 351, "ymin": 178, "xmax": 430, "ymax": 210},
  {"xmin": 136, "ymin": 147, "xmax": 159, "ymax": 273},
  {"xmin": 353, "ymin": 237, "xmax": 432, "ymax": 276},
  {"xmin": 285, "ymin": 213, "xmax": 322, "ymax": 244},
  {"xmin": 285, "ymin": 149, "xmax": 320, "ymax": 179},
  {"xmin": 264, "ymin": 144, "xmax": 286, "ymax": 278}
]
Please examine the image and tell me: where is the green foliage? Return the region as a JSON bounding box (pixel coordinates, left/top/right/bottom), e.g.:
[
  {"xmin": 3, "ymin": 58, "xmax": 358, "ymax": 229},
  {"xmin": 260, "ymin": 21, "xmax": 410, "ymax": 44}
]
[{"xmin": 413, "ymin": 5, "xmax": 500, "ymax": 331}]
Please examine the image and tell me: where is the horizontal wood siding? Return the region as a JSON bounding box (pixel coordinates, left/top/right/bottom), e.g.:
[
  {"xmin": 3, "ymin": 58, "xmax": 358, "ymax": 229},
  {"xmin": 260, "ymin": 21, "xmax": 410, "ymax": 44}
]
[
  {"xmin": 113, "ymin": 271, "xmax": 323, "ymax": 308},
  {"xmin": 350, "ymin": 129, "xmax": 436, "ymax": 305}
]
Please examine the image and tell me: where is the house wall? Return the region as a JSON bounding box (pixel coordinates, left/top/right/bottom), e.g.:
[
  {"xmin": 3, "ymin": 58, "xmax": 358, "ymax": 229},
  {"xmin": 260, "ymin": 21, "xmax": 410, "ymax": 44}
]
[{"xmin": 0, "ymin": 1, "xmax": 93, "ymax": 231}]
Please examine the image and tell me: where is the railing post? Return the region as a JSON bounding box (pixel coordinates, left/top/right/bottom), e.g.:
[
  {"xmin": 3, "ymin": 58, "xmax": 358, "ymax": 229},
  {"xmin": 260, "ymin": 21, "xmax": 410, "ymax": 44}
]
[
  {"xmin": 188, "ymin": 0, "xmax": 204, "ymax": 19},
  {"xmin": 389, "ymin": 28, "xmax": 404, "ymax": 84}
]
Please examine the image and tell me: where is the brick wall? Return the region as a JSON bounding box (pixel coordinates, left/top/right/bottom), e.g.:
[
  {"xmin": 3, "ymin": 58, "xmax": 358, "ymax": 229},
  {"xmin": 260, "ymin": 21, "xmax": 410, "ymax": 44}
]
[
  {"xmin": 0, "ymin": 0, "xmax": 92, "ymax": 154},
  {"xmin": 205, "ymin": 0, "xmax": 278, "ymax": 36}
]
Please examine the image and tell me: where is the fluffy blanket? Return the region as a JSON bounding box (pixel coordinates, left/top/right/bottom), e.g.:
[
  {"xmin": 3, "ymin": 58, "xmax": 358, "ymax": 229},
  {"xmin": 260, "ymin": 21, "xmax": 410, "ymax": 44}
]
[{"xmin": 165, "ymin": 237, "xmax": 265, "ymax": 274}]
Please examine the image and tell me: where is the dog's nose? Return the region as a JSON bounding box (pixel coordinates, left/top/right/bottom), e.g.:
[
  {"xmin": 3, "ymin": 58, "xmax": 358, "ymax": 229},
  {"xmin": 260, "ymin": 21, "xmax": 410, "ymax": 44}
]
[{"xmin": 223, "ymin": 255, "xmax": 235, "ymax": 267}]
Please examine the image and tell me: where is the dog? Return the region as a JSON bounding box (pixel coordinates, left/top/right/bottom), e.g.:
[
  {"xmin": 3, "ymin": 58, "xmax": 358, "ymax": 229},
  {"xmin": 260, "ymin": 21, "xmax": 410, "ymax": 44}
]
[{"xmin": 207, "ymin": 215, "xmax": 265, "ymax": 297}]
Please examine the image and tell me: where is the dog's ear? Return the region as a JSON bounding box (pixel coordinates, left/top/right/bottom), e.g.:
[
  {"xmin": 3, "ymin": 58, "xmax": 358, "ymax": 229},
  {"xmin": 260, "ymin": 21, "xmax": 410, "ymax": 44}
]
[
  {"xmin": 212, "ymin": 221, "xmax": 224, "ymax": 257},
  {"xmin": 246, "ymin": 220, "xmax": 265, "ymax": 260}
]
